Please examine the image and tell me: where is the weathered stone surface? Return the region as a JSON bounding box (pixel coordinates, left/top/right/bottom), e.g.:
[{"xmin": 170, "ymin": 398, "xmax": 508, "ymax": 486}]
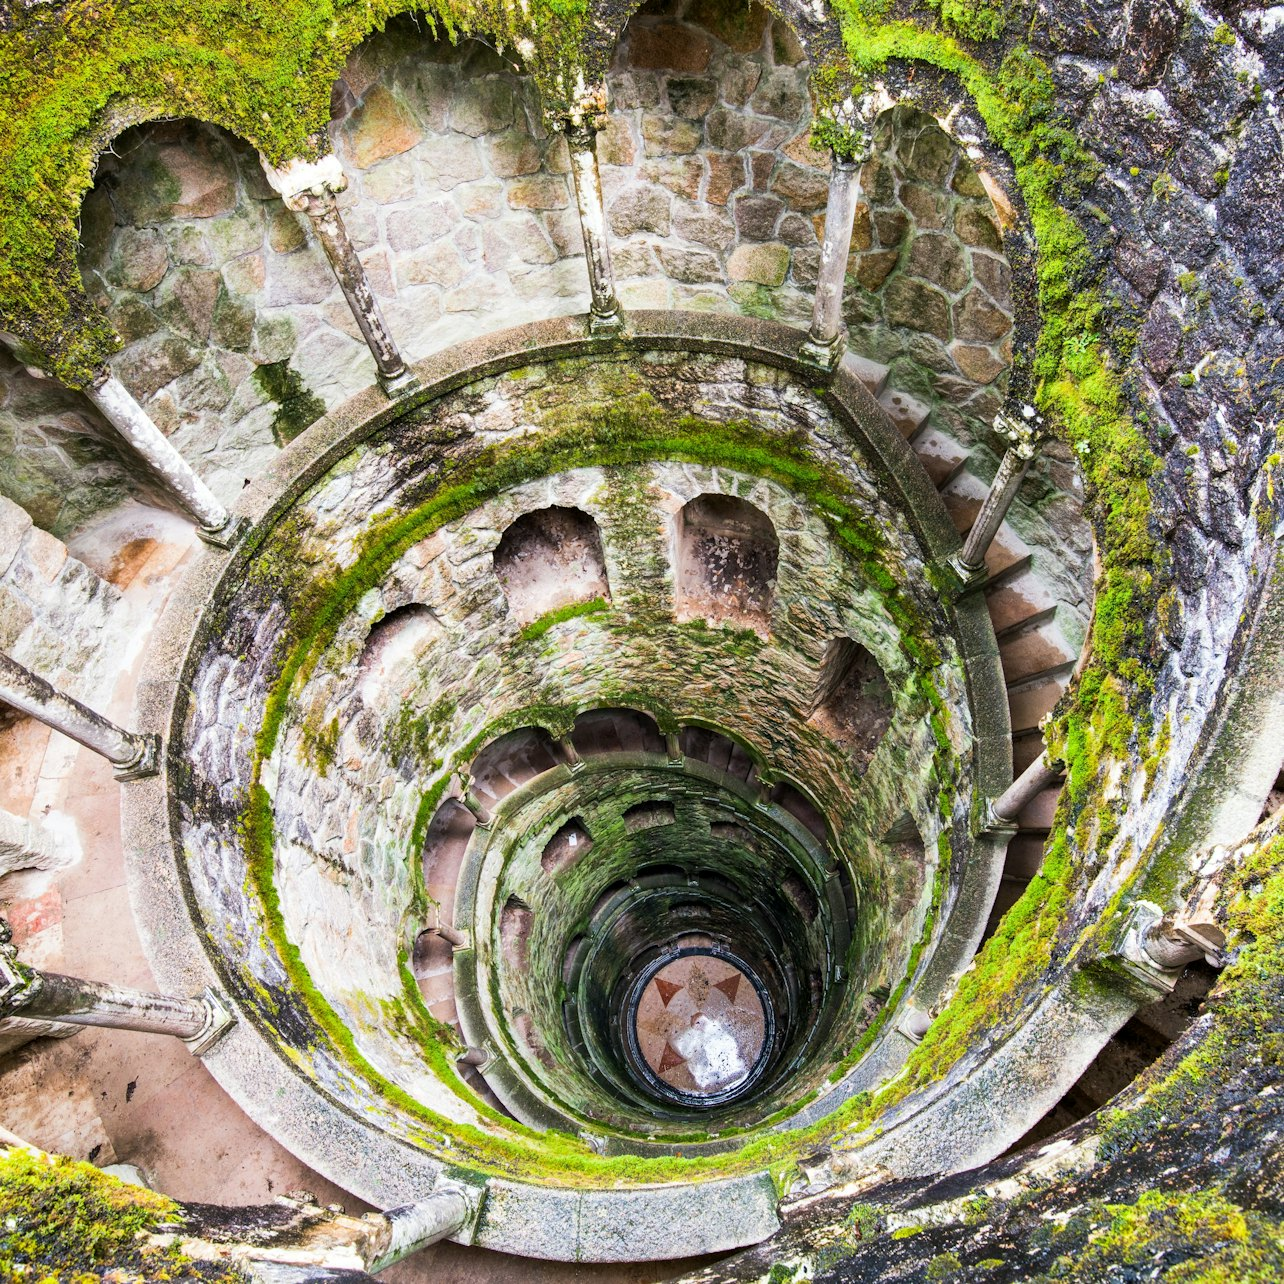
[
  {"xmin": 667, "ymin": 77, "xmax": 718, "ymax": 119},
  {"xmin": 884, "ymin": 277, "xmax": 951, "ymax": 339},
  {"xmin": 486, "ymin": 129, "xmax": 542, "ymax": 178},
  {"xmin": 109, "ymin": 229, "xmax": 169, "ymax": 292},
  {"xmin": 720, "ymin": 61, "xmax": 762, "ymax": 107},
  {"xmin": 705, "ymin": 108, "xmax": 772, "ymax": 151},
  {"xmin": 506, "ymin": 177, "xmax": 570, "ymax": 211},
  {"xmin": 643, "ymin": 116, "xmax": 703, "ymax": 156},
  {"xmin": 686, "ymin": 0, "xmax": 770, "ymax": 52},
  {"xmin": 899, "ymin": 183, "xmax": 948, "ymax": 230},
  {"xmin": 386, "ymin": 202, "xmax": 454, "ymax": 250},
  {"xmin": 899, "ymin": 125, "xmax": 956, "ymax": 185},
  {"xmin": 450, "ymin": 77, "xmax": 516, "ymax": 137},
  {"xmin": 953, "ymin": 288, "xmax": 1011, "ymax": 342},
  {"xmin": 114, "ymin": 333, "xmax": 202, "ymax": 399},
  {"xmin": 951, "ymin": 343, "xmax": 1006, "ymax": 384},
  {"xmin": 157, "ymin": 144, "xmax": 238, "ymax": 219},
  {"xmin": 751, "ymin": 70, "xmax": 807, "ymax": 121},
  {"xmin": 727, "ymin": 242, "xmax": 789, "ymax": 287},
  {"xmin": 110, "ymin": 296, "xmax": 162, "ymax": 345},
  {"xmin": 267, "ymin": 208, "xmax": 308, "ymax": 254},
  {"xmin": 971, "ymin": 251, "xmax": 1012, "ymax": 306},
  {"xmin": 777, "ymin": 212, "xmax": 816, "ymax": 247},
  {"xmin": 954, "ymin": 204, "xmax": 1003, "ymax": 251},
  {"xmin": 345, "ymin": 86, "xmax": 423, "ymax": 168},
  {"xmin": 673, "ymin": 205, "xmax": 735, "ymax": 251},
  {"xmin": 770, "ymin": 163, "xmax": 828, "ymax": 211},
  {"xmin": 656, "ymin": 245, "xmax": 723, "ymax": 283},
  {"xmin": 906, "ymin": 233, "xmax": 969, "ymax": 294},
  {"xmin": 642, "ymin": 157, "xmax": 704, "ymax": 199},
  {"xmin": 424, "ymin": 135, "xmax": 484, "ymax": 188},
  {"xmin": 855, "ymin": 250, "xmax": 899, "ymax": 292},
  {"xmin": 705, "ymin": 153, "xmax": 744, "ymax": 205},
  {"xmin": 771, "ymin": 18, "xmax": 805, "ymax": 65},
  {"xmin": 1141, "ymin": 301, "xmax": 1183, "ymax": 378},
  {"xmin": 610, "ymin": 185, "xmax": 673, "ymax": 237},
  {"xmin": 597, "ymin": 117, "xmax": 636, "ymax": 168},
  {"xmin": 734, "ymin": 194, "xmax": 784, "ymax": 240},
  {"xmin": 628, "ymin": 23, "xmax": 713, "ymax": 72},
  {"xmin": 157, "ymin": 267, "xmax": 222, "ymax": 342}
]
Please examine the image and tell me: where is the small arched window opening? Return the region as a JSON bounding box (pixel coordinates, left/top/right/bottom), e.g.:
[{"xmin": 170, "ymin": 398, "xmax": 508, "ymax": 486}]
[
  {"xmin": 359, "ymin": 603, "xmax": 442, "ymax": 695},
  {"xmin": 468, "ymin": 726, "xmax": 561, "ymax": 805},
  {"xmin": 675, "ymin": 493, "xmax": 778, "ymax": 632},
  {"xmin": 500, "ymin": 896, "xmax": 534, "ymax": 972},
  {"xmin": 542, "ymin": 818, "xmax": 593, "ymax": 874},
  {"xmin": 493, "ymin": 506, "xmax": 611, "ymax": 627},
  {"xmin": 570, "ymin": 707, "xmax": 665, "ymax": 758},
  {"xmin": 624, "ymin": 801, "xmax": 676, "ymax": 832},
  {"xmin": 807, "ymin": 638, "xmax": 893, "ymax": 768}
]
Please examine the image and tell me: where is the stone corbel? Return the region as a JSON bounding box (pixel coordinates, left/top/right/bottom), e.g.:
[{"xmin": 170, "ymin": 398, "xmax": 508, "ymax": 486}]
[{"xmin": 260, "ymin": 154, "xmax": 417, "ymax": 397}]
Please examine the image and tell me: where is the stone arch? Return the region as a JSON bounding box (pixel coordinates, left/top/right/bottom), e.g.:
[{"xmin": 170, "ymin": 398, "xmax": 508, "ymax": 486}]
[
  {"xmin": 674, "ymin": 492, "xmax": 778, "ymax": 631},
  {"xmin": 493, "ymin": 505, "xmax": 612, "ymax": 627},
  {"xmin": 468, "ymin": 725, "xmax": 563, "ymax": 803},
  {"xmin": 806, "ymin": 637, "xmax": 893, "ymax": 768},
  {"xmin": 570, "ymin": 707, "xmax": 666, "ymax": 757}
]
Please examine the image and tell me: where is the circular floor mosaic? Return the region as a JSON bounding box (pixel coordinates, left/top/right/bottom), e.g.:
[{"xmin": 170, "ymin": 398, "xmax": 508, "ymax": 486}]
[{"xmin": 633, "ymin": 953, "xmax": 767, "ymax": 1099}]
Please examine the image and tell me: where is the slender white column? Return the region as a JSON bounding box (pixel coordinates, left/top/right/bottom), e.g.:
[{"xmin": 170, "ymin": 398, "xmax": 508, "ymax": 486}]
[
  {"xmin": 951, "ymin": 405, "xmax": 1044, "ymax": 584},
  {"xmin": 261, "ymin": 154, "xmax": 414, "ymax": 394},
  {"xmin": 1, "ymin": 925, "xmax": 232, "ymax": 1053},
  {"xmin": 565, "ymin": 117, "xmax": 622, "ymax": 333},
  {"xmin": 85, "ymin": 369, "xmax": 237, "ymax": 543},
  {"xmin": 0, "ymin": 652, "xmax": 157, "ymax": 779},
  {"xmin": 800, "ymin": 156, "xmax": 862, "ymax": 371}
]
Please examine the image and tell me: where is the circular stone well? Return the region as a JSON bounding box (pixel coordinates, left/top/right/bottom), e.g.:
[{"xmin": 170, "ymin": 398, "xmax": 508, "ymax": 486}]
[{"xmin": 132, "ymin": 316, "xmax": 1013, "ymax": 1260}]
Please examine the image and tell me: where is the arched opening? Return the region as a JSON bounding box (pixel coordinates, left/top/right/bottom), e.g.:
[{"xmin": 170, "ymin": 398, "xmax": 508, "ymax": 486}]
[
  {"xmin": 806, "ymin": 637, "xmax": 893, "ymax": 767},
  {"xmin": 493, "ymin": 505, "xmax": 611, "ymax": 627},
  {"xmin": 674, "ymin": 493, "xmax": 778, "ymax": 631},
  {"xmin": 570, "ymin": 707, "xmax": 665, "ymax": 757},
  {"xmin": 542, "ymin": 818, "xmax": 593, "ymax": 874},
  {"xmin": 468, "ymin": 726, "xmax": 562, "ymax": 804},
  {"xmin": 358, "ymin": 602, "xmax": 442, "ymax": 693}
]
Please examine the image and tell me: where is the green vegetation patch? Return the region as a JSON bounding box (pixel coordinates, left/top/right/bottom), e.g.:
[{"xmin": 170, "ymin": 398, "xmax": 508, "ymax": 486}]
[{"xmin": 0, "ymin": 1146, "xmax": 242, "ymax": 1281}]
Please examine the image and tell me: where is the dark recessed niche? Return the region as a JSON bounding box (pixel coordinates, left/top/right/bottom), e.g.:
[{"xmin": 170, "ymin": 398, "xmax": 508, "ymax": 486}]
[
  {"xmin": 624, "ymin": 800, "xmax": 676, "ymax": 831},
  {"xmin": 542, "ymin": 817, "xmax": 593, "ymax": 874},
  {"xmin": 493, "ymin": 505, "xmax": 611, "ymax": 626},
  {"xmin": 675, "ymin": 493, "xmax": 778, "ymax": 633}
]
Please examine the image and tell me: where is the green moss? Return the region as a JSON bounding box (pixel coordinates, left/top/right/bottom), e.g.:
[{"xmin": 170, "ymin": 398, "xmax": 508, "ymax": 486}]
[
  {"xmin": 518, "ymin": 596, "xmax": 609, "ymax": 643},
  {"xmin": 253, "ymin": 361, "xmax": 327, "ymax": 445},
  {"xmin": 0, "ymin": 1146, "xmax": 242, "ymax": 1281},
  {"xmin": 0, "ymin": 0, "xmax": 600, "ymax": 384}
]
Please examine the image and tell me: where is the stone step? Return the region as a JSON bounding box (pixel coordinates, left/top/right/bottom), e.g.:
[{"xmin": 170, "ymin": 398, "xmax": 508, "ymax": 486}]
[
  {"xmin": 998, "ymin": 612, "xmax": 1080, "ymax": 685},
  {"xmin": 877, "ymin": 386, "xmax": 931, "ymax": 439},
  {"xmin": 1007, "ymin": 665, "xmax": 1073, "ymax": 733},
  {"xmin": 908, "ymin": 427, "xmax": 969, "ymax": 489},
  {"xmin": 842, "ymin": 352, "xmax": 890, "ymax": 398}
]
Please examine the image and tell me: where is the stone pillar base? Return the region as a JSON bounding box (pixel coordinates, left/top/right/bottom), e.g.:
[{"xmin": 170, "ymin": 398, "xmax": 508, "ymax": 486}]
[
  {"xmin": 196, "ymin": 515, "xmax": 249, "ymax": 551},
  {"xmin": 798, "ymin": 329, "xmax": 847, "ymax": 375},
  {"xmin": 113, "ymin": 733, "xmax": 161, "ymax": 782}
]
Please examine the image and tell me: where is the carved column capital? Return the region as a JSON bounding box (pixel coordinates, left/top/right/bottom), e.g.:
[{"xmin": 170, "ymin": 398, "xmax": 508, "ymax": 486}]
[
  {"xmin": 0, "ymin": 919, "xmax": 41, "ymax": 1021},
  {"xmin": 993, "ymin": 402, "xmax": 1046, "ymax": 461},
  {"xmin": 259, "ymin": 153, "xmax": 349, "ymax": 212}
]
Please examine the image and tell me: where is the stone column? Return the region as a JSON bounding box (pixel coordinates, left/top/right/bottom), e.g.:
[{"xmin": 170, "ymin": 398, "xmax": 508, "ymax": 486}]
[
  {"xmin": 84, "ymin": 369, "xmax": 240, "ymax": 547},
  {"xmin": 950, "ymin": 405, "xmax": 1044, "ymax": 586},
  {"xmin": 559, "ymin": 87, "xmax": 623, "ymax": 334},
  {"xmin": 1, "ymin": 924, "xmax": 232, "ymax": 1054},
  {"xmin": 261, "ymin": 155, "xmax": 415, "ymax": 396},
  {"xmin": 987, "ymin": 749, "xmax": 1063, "ymax": 828},
  {"xmin": 800, "ymin": 154, "xmax": 863, "ymax": 372},
  {"xmin": 367, "ymin": 1188, "xmax": 476, "ymax": 1273},
  {"xmin": 0, "ymin": 652, "xmax": 158, "ymax": 779}
]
